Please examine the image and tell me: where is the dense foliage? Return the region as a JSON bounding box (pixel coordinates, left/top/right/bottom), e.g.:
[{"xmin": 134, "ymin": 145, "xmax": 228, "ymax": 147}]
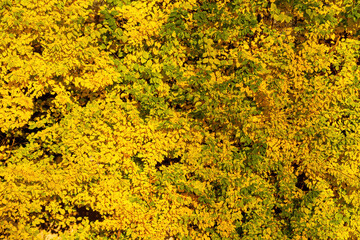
[{"xmin": 1, "ymin": 0, "xmax": 360, "ymax": 239}]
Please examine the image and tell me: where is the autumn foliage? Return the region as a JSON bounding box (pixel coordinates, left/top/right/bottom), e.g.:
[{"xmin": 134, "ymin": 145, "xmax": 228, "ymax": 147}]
[{"xmin": 1, "ymin": 0, "xmax": 360, "ymax": 239}]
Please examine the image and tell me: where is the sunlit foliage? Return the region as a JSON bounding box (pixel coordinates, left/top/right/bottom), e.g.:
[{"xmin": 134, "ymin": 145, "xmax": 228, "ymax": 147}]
[{"xmin": 1, "ymin": 0, "xmax": 360, "ymax": 239}]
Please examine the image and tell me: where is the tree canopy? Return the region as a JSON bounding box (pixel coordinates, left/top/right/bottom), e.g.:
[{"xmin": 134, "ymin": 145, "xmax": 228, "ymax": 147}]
[{"xmin": 1, "ymin": 0, "xmax": 360, "ymax": 239}]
